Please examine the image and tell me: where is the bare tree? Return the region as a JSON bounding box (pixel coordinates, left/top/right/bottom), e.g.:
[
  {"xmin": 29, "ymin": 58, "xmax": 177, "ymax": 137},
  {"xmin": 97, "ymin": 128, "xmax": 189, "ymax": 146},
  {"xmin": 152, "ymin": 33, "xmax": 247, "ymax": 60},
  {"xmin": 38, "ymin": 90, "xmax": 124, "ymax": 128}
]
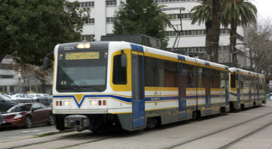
[
  {"xmin": 247, "ymin": 19, "xmax": 272, "ymax": 79},
  {"xmin": 11, "ymin": 63, "xmax": 53, "ymax": 93}
]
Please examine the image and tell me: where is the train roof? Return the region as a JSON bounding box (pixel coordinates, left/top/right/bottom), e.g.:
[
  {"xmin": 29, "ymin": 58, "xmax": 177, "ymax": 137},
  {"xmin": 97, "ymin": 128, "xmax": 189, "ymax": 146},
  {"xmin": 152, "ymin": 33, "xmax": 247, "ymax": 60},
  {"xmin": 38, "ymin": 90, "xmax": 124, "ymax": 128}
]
[
  {"xmin": 229, "ymin": 67, "xmax": 265, "ymax": 78},
  {"xmin": 111, "ymin": 41, "xmax": 229, "ymax": 72},
  {"xmin": 56, "ymin": 41, "xmax": 229, "ymax": 72}
]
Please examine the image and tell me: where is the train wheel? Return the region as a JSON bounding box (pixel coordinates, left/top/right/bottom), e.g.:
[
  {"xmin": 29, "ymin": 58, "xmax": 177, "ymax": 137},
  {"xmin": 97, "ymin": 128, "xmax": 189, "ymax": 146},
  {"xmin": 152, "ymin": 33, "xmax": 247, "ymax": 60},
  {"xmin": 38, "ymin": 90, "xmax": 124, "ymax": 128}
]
[
  {"xmin": 146, "ymin": 118, "xmax": 157, "ymax": 130},
  {"xmin": 55, "ymin": 115, "xmax": 65, "ymax": 131},
  {"xmin": 92, "ymin": 126, "xmax": 107, "ymax": 134},
  {"xmin": 192, "ymin": 111, "xmax": 200, "ymax": 120}
]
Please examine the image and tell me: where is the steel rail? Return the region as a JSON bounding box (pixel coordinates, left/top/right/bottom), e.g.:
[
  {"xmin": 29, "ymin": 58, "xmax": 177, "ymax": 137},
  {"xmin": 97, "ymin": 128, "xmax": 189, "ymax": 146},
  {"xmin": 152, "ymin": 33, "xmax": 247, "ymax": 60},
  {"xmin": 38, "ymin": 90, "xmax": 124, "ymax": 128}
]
[{"xmin": 165, "ymin": 111, "xmax": 272, "ymax": 149}]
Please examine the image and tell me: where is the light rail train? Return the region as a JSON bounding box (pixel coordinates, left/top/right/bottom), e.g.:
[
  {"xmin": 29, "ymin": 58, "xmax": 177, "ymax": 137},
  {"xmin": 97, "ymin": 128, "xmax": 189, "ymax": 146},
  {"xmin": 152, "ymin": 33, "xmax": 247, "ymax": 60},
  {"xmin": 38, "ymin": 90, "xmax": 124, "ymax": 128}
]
[{"xmin": 43, "ymin": 41, "xmax": 266, "ymax": 133}]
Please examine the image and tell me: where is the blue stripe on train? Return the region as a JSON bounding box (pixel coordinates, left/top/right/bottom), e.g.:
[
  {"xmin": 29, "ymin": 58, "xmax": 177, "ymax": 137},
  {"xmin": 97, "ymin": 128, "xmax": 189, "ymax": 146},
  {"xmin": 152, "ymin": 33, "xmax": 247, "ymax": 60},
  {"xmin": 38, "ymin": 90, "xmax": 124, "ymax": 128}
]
[
  {"xmin": 53, "ymin": 94, "xmax": 227, "ymax": 108},
  {"xmin": 230, "ymin": 92, "xmax": 265, "ymax": 96}
]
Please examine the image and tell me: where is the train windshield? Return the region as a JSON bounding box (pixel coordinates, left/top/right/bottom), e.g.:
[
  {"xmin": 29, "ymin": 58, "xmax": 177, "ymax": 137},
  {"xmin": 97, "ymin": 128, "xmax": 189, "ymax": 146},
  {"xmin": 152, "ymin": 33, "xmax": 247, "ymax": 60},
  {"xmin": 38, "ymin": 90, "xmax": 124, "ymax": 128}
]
[{"xmin": 56, "ymin": 49, "xmax": 108, "ymax": 92}]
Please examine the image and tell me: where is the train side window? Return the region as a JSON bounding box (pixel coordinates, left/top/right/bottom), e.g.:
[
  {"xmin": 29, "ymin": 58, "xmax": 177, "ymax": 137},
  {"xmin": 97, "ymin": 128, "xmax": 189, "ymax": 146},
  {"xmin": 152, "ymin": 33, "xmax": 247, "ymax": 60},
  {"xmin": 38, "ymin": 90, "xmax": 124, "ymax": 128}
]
[
  {"xmin": 113, "ymin": 55, "xmax": 127, "ymax": 84},
  {"xmin": 240, "ymin": 75, "xmax": 244, "ymax": 89},
  {"xmin": 164, "ymin": 60, "xmax": 178, "ymax": 87},
  {"xmin": 186, "ymin": 65, "xmax": 194, "ymax": 88},
  {"xmin": 260, "ymin": 78, "xmax": 264, "ymax": 89},
  {"xmin": 144, "ymin": 56, "xmax": 178, "ymax": 87},
  {"xmin": 144, "ymin": 57, "xmax": 158, "ymax": 87},
  {"xmin": 211, "ymin": 69, "xmax": 220, "ymax": 88},
  {"xmin": 231, "ymin": 73, "xmax": 236, "ymax": 88},
  {"xmin": 196, "ymin": 67, "xmax": 203, "ymax": 88},
  {"xmin": 220, "ymin": 72, "xmax": 225, "ymax": 88}
]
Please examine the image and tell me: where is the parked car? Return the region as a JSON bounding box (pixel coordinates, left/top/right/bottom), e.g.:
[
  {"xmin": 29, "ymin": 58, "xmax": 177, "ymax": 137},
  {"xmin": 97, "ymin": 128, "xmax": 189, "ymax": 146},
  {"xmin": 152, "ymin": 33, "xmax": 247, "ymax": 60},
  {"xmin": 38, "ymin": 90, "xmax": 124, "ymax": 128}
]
[
  {"xmin": 28, "ymin": 93, "xmax": 44, "ymax": 100},
  {"xmin": 0, "ymin": 103, "xmax": 54, "ymax": 128},
  {"xmin": 0, "ymin": 95, "xmax": 18, "ymax": 113},
  {"xmin": 36, "ymin": 95, "xmax": 53, "ymax": 107},
  {"xmin": 10, "ymin": 93, "xmax": 34, "ymax": 102}
]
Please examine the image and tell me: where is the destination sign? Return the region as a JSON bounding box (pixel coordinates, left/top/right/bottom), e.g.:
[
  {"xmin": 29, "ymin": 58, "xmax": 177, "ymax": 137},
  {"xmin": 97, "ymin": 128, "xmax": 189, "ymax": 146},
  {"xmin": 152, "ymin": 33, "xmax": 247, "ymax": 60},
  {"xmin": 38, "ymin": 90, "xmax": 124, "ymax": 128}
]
[{"xmin": 65, "ymin": 52, "xmax": 99, "ymax": 60}]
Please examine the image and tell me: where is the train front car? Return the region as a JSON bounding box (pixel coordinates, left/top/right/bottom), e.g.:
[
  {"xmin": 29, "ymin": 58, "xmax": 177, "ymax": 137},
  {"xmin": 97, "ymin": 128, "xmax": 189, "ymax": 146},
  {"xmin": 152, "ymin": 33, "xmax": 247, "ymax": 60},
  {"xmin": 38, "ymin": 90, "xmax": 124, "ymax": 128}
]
[{"xmin": 229, "ymin": 68, "xmax": 266, "ymax": 111}]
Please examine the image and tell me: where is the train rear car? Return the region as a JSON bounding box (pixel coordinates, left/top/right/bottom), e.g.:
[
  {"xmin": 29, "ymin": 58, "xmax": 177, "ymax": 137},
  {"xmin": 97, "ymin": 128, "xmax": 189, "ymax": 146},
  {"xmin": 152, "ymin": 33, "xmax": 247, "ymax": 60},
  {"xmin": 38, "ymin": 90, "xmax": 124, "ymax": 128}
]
[{"xmin": 229, "ymin": 68, "xmax": 266, "ymax": 111}]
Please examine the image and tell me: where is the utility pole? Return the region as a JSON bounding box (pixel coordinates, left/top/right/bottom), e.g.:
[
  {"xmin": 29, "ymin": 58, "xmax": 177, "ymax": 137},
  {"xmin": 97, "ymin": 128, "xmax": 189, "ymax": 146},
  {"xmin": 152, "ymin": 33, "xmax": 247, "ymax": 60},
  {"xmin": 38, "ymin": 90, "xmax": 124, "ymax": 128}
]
[
  {"xmin": 159, "ymin": 7, "xmax": 185, "ymax": 52},
  {"xmin": 250, "ymin": 48, "xmax": 253, "ymax": 70}
]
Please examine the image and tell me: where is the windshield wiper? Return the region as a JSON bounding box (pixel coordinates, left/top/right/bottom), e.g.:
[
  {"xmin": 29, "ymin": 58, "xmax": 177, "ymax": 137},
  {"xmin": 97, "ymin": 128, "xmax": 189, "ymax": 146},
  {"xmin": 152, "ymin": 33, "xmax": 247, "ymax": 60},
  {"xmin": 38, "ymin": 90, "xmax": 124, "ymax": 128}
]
[
  {"xmin": 81, "ymin": 86, "xmax": 101, "ymax": 92},
  {"xmin": 70, "ymin": 85, "xmax": 82, "ymax": 92},
  {"xmin": 60, "ymin": 85, "xmax": 81, "ymax": 92}
]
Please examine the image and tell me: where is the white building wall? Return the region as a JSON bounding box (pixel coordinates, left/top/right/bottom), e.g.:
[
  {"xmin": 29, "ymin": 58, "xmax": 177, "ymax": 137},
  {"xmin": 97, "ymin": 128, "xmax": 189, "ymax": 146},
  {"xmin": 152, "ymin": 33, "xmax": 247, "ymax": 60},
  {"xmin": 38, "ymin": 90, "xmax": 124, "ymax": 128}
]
[{"xmin": 74, "ymin": 0, "xmax": 247, "ymax": 66}]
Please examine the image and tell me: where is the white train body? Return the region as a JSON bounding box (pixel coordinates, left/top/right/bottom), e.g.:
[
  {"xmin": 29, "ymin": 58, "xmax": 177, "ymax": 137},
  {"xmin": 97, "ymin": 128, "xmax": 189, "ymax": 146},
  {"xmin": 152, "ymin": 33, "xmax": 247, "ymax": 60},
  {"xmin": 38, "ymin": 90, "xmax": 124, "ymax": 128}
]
[{"xmin": 49, "ymin": 42, "xmax": 264, "ymax": 132}]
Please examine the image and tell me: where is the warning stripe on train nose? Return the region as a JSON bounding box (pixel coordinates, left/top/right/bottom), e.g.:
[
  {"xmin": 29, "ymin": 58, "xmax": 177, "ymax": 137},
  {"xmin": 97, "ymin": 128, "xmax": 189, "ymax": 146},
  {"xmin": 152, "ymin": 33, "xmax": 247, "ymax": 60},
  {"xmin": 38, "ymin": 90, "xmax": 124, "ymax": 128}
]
[{"xmin": 53, "ymin": 94, "xmax": 131, "ymax": 108}]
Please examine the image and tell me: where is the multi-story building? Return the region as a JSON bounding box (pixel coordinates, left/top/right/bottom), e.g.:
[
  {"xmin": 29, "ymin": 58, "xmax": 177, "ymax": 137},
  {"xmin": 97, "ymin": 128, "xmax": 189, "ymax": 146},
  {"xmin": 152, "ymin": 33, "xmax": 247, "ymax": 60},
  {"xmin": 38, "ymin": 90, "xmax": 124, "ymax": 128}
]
[
  {"xmin": 0, "ymin": 55, "xmax": 53, "ymax": 94},
  {"xmin": 0, "ymin": 0, "xmax": 251, "ymax": 94},
  {"xmin": 0, "ymin": 55, "xmax": 19, "ymax": 93},
  {"xmin": 74, "ymin": 0, "xmax": 249, "ymax": 67}
]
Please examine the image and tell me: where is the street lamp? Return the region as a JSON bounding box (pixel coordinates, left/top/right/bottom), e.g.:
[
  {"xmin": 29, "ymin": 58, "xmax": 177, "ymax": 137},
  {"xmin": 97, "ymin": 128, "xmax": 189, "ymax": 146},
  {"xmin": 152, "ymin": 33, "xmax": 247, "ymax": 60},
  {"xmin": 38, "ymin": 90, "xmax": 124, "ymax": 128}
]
[
  {"xmin": 18, "ymin": 72, "xmax": 23, "ymax": 93},
  {"xmin": 159, "ymin": 7, "xmax": 185, "ymax": 51},
  {"xmin": 245, "ymin": 48, "xmax": 253, "ymax": 70},
  {"xmin": 229, "ymin": 42, "xmax": 247, "ymax": 63},
  {"xmin": 229, "ymin": 51, "xmax": 238, "ymax": 63}
]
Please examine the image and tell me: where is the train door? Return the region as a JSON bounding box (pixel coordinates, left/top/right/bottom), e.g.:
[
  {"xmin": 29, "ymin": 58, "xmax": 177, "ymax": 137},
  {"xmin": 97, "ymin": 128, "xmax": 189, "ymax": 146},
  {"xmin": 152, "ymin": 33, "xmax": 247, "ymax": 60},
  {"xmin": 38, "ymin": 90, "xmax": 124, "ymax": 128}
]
[
  {"xmin": 178, "ymin": 60, "xmax": 186, "ymax": 119},
  {"xmin": 237, "ymin": 73, "xmax": 241, "ymax": 108},
  {"xmin": 257, "ymin": 76, "xmax": 260, "ymax": 101},
  {"xmin": 252, "ymin": 77, "xmax": 256, "ymax": 104},
  {"xmin": 131, "ymin": 50, "xmax": 145, "ymax": 128},
  {"xmin": 224, "ymin": 72, "xmax": 229, "ymax": 106},
  {"xmin": 204, "ymin": 68, "xmax": 211, "ymax": 115},
  {"xmin": 249, "ymin": 76, "xmax": 252, "ymax": 103}
]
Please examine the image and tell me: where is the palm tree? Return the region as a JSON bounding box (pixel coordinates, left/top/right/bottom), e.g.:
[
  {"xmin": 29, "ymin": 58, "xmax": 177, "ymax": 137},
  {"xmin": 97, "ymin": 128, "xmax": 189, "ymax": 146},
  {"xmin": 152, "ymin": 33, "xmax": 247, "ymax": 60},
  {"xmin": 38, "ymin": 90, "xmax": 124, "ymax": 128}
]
[
  {"xmin": 210, "ymin": 0, "xmax": 221, "ymax": 63},
  {"xmin": 191, "ymin": 0, "xmax": 223, "ymax": 62},
  {"xmin": 191, "ymin": 0, "xmax": 213, "ymax": 59},
  {"xmin": 221, "ymin": 0, "xmax": 257, "ymax": 63}
]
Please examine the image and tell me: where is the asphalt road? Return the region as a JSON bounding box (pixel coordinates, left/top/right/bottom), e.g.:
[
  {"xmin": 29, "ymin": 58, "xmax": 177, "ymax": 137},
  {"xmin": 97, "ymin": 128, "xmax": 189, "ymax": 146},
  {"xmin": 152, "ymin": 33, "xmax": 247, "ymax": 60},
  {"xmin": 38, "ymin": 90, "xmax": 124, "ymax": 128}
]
[
  {"xmin": 0, "ymin": 125, "xmax": 57, "ymax": 142},
  {"xmin": 1, "ymin": 102, "xmax": 272, "ymax": 149}
]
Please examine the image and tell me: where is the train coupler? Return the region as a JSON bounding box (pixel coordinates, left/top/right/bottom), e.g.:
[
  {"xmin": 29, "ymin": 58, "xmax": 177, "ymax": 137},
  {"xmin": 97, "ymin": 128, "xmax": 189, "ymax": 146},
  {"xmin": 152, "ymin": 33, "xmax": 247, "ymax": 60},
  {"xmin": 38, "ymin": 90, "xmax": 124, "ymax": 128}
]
[{"xmin": 64, "ymin": 115, "xmax": 90, "ymax": 132}]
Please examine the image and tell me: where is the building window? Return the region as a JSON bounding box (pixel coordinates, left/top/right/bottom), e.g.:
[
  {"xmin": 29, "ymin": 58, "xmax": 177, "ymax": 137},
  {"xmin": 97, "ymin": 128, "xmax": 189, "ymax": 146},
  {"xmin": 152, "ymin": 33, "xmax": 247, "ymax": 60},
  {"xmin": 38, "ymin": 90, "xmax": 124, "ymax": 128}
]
[
  {"xmin": 0, "ymin": 86, "xmax": 7, "ymax": 92},
  {"xmin": 170, "ymin": 13, "xmax": 191, "ymax": 20},
  {"xmin": 85, "ymin": 18, "xmax": 95, "ymax": 24},
  {"xmin": 166, "ymin": 29, "xmax": 241, "ymax": 37},
  {"xmin": 154, "ymin": 0, "xmax": 199, "ymax": 3},
  {"xmin": 10, "ymin": 86, "xmax": 14, "ymax": 92},
  {"xmin": 81, "ymin": 35, "xmax": 95, "ymax": 41},
  {"xmin": 80, "ymin": 1, "xmax": 94, "ymax": 8},
  {"xmin": 0, "ymin": 75, "xmax": 13, "ymax": 78},
  {"xmin": 106, "ymin": 17, "xmax": 115, "ymax": 23},
  {"xmin": 106, "ymin": 0, "xmax": 117, "ymax": 6}
]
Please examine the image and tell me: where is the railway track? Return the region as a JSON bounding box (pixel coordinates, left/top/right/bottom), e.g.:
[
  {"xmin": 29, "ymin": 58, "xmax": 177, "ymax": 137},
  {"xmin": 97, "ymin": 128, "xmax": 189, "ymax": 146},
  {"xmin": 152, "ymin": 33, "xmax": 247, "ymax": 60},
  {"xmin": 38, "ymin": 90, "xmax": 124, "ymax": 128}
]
[
  {"xmin": 165, "ymin": 110, "xmax": 272, "ymax": 149},
  {"xmin": 1, "ymin": 104, "xmax": 272, "ymax": 149},
  {"xmin": 0, "ymin": 131, "xmax": 114, "ymax": 149},
  {"xmin": 219, "ymin": 120, "xmax": 272, "ymax": 149}
]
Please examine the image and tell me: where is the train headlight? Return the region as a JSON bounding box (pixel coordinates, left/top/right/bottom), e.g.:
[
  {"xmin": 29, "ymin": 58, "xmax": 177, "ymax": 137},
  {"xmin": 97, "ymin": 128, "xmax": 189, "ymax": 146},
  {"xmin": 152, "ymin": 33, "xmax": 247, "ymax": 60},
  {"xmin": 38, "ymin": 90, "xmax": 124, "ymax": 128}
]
[
  {"xmin": 90, "ymin": 100, "xmax": 97, "ymax": 106},
  {"xmin": 84, "ymin": 43, "xmax": 90, "ymax": 48},
  {"xmin": 64, "ymin": 101, "xmax": 70, "ymax": 106},
  {"xmin": 77, "ymin": 43, "xmax": 84, "ymax": 49},
  {"xmin": 77, "ymin": 43, "xmax": 91, "ymax": 49}
]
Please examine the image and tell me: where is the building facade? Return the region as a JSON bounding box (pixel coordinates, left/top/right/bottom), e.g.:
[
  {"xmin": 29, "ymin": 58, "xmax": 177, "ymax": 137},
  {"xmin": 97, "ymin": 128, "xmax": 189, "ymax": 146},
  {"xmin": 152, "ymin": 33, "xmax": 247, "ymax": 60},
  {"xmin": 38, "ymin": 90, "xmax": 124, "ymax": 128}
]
[
  {"xmin": 0, "ymin": 0, "xmax": 251, "ymax": 94},
  {"xmin": 71, "ymin": 0, "xmax": 248, "ymax": 67},
  {"xmin": 0, "ymin": 55, "xmax": 53, "ymax": 94},
  {"xmin": 0, "ymin": 56, "xmax": 20, "ymax": 93}
]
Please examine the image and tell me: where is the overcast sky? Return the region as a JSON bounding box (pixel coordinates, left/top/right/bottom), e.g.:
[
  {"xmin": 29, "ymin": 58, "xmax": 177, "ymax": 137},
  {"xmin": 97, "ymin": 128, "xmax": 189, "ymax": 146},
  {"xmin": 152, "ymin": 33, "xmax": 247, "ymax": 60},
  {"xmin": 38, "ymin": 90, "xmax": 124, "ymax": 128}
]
[{"xmin": 251, "ymin": 0, "xmax": 272, "ymax": 21}]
